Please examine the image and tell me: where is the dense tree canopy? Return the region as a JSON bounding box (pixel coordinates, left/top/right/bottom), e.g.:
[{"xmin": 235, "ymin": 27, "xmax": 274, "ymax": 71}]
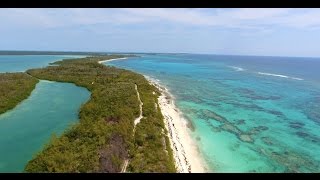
[
  {"xmin": 0, "ymin": 73, "xmax": 38, "ymax": 114},
  {"xmin": 23, "ymin": 55, "xmax": 175, "ymax": 172}
]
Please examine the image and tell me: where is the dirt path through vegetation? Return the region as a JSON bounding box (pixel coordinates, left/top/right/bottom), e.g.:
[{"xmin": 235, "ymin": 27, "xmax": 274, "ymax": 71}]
[{"xmin": 121, "ymin": 84, "xmax": 143, "ymax": 173}]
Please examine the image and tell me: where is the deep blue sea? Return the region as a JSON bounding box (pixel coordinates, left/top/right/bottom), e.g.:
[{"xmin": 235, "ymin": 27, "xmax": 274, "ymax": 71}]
[{"xmin": 106, "ymin": 54, "xmax": 320, "ymax": 172}]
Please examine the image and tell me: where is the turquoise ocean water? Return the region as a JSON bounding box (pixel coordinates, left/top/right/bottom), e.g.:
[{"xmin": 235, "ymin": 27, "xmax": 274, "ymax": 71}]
[
  {"xmin": 0, "ymin": 55, "xmax": 90, "ymax": 172},
  {"xmin": 0, "ymin": 55, "xmax": 83, "ymax": 73},
  {"xmin": 106, "ymin": 54, "xmax": 320, "ymax": 172}
]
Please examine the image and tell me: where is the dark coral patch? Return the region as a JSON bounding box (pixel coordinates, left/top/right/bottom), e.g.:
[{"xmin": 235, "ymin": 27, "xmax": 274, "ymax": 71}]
[
  {"xmin": 236, "ymin": 119, "xmax": 246, "ymax": 125},
  {"xmin": 261, "ymin": 136, "xmax": 273, "ymax": 145},
  {"xmin": 289, "ymin": 121, "xmax": 305, "ymax": 129}
]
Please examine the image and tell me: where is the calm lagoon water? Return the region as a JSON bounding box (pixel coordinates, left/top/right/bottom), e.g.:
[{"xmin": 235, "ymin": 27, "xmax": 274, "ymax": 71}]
[
  {"xmin": 106, "ymin": 54, "xmax": 320, "ymax": 172},
  {"xmin": 0, "ymin": 55, "xmax": 90, "ymax": 172},
  {"xmin": 0, "ymin": 55, "xmax": 84, "ymax": 73}
]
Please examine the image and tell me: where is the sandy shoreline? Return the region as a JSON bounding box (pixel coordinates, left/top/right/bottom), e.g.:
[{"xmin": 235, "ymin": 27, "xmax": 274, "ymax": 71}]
[
  {"xmin": 99, "ymin": 57, "xmax": 208, "ymax": 172},
  {"xmin": 146, "ymin": 77, "xmax": 208, "ymax": 173},
  {"xmin": 98, "ymin": 57, "xmax": 127, "ymax": 64}
]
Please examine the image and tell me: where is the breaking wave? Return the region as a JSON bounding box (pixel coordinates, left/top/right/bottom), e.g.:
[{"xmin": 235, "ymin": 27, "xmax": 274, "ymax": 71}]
[
  {"xmin": 229, "ymin": 66, "xmax": 245, "ymax": 71},
  {"xmin": 257, "ymin": 72, "xmax": 303, "ymax": 81}
]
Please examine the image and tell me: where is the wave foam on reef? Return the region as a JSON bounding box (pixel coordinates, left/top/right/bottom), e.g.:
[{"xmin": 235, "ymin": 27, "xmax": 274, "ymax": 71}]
[
  {"xmin": 229, "ymin": 66, "xmax": 245, "ymax": 71},
  {"xmin": 257, "ymin": 72, "xmax": 304, "ymax": 81}
]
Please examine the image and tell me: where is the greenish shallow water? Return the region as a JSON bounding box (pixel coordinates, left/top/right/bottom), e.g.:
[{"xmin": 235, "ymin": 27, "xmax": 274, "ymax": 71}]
[{"xmin": 0, "ymin": 80, "xmax": 90, "ymax": 172}]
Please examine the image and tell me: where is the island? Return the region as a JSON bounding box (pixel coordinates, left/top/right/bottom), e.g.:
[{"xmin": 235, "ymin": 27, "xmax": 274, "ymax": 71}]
[
  {"xmin": 0, "ymin": 54, "xmax": 208, "ymax": 173},
  {"xmin": 17, "ymin": 55, "xmax": 175, "ymax": 172}
]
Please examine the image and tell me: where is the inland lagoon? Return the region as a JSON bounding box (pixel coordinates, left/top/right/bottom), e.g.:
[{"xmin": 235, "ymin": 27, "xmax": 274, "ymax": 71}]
[
  {"xmin": 0, "ymin": 80, "xmax": 90, "ymax": 172},
  {"xmin": 0, "ymin": 55, "xmax": 90, "ymax": 172}
]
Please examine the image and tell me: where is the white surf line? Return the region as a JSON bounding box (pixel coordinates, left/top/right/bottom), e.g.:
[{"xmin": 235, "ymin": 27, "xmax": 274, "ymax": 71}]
[
  {"xmin": 98, "ymin": 57, "xmax": 127, "ymax": 64},
  {"xmin": 229, "ymin": 66, "xmax": 245, "ymax": 71},
  {"xmin": 257, "ymin": 72, "xmax": 304, "ymax": 80},
  {"xmin": 121, "ymin": 84, "xmax": 144, "ymax": 173}
]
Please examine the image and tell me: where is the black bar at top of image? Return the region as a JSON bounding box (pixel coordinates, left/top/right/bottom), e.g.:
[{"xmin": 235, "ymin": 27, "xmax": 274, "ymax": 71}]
[{"xmin": 1, "ymin": 0, "xmax": 320, "ymax": 8}]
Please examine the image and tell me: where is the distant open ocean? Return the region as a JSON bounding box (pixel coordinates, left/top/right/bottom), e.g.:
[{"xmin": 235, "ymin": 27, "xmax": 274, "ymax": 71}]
[{"xmin": 106, "ymin": 54, "xmax": 320, "ymax": 172}]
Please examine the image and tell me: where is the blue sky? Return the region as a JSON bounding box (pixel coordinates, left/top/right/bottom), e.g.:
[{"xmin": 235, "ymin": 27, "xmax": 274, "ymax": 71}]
[{"xmin": 1, "ymin": 8, "xmax": 320, "ymax": 57}]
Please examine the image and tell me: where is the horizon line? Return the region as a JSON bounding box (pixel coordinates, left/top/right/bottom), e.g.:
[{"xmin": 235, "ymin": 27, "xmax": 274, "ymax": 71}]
[{"xmin": 1, "ymin": 50, "xmax": 320, "ymax": 59}]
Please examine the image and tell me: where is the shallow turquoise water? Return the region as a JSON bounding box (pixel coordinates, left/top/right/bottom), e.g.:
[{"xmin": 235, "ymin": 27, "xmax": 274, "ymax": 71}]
[
  {"xmin": 0, "ymin": 80, "xmax": 90, "ymax": 172},
  {"xmin": 0, "ymin": 55, "xmax": 84, "ymax": 73},
  {"xmin": 0, "ymin": 55, "xmax": 90, "ymax": 172},
  {"xmin": 106, "ymin": 54, "xmax": 320, "ymax": 172}
]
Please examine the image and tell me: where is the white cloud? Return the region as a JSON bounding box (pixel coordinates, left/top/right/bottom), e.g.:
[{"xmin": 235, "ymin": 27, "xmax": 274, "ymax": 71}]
[
  {"xmin": 120, "ymin": 8, "xmax": 215, "ymax": 25},
  {"xmin": 1, "ymin": 8, "xmax": 320, "ymax": 31},
  {"xmin": 275, "ymin": 9, "xmax": 320, "ymax": 28},
  {"xmin": 112, "ymin": 8, "xmax": 320, "ymax": 30},
  {"xmin": 220, "ymin": 8, "xmax": 290, "ymax": 20},
  {"xmin": 0, "ymin": 8, "xmax": 60, "ymax": 28}
]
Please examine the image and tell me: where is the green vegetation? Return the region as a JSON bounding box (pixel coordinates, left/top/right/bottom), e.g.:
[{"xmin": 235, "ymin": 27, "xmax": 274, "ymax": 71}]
[
  {"xmin": 128, "ymin": 80, "xmax": 175, "ymax": 172},
  {"xmin": 23, "ymin": 55, "xmax": 176, "ymax": 172},
  {"xmin": 0, "ymin": 73, "xmax": 38, "ymax": 114}
]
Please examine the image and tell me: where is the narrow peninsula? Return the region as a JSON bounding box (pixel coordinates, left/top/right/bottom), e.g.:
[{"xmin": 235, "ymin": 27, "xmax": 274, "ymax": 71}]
[
  {"xmin": 0, "ymin": 73, "xmax": 38, "ymax": 114},
  {"xmin": 23, "ymin": 55, "xmax": 176, "ymax": 172}
]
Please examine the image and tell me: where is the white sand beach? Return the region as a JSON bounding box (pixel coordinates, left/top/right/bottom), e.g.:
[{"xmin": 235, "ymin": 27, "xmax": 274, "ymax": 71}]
[
  {"xmin": 98, "ymin": 57, "xmax": 127, "ymax": 64},
  {"xmin": 99, "ymin": 57, "xmax": 207, "ymax": 173},
  {"xmin": 147, "ymin": 78, "xmax": 208, "ymax": 173}
]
